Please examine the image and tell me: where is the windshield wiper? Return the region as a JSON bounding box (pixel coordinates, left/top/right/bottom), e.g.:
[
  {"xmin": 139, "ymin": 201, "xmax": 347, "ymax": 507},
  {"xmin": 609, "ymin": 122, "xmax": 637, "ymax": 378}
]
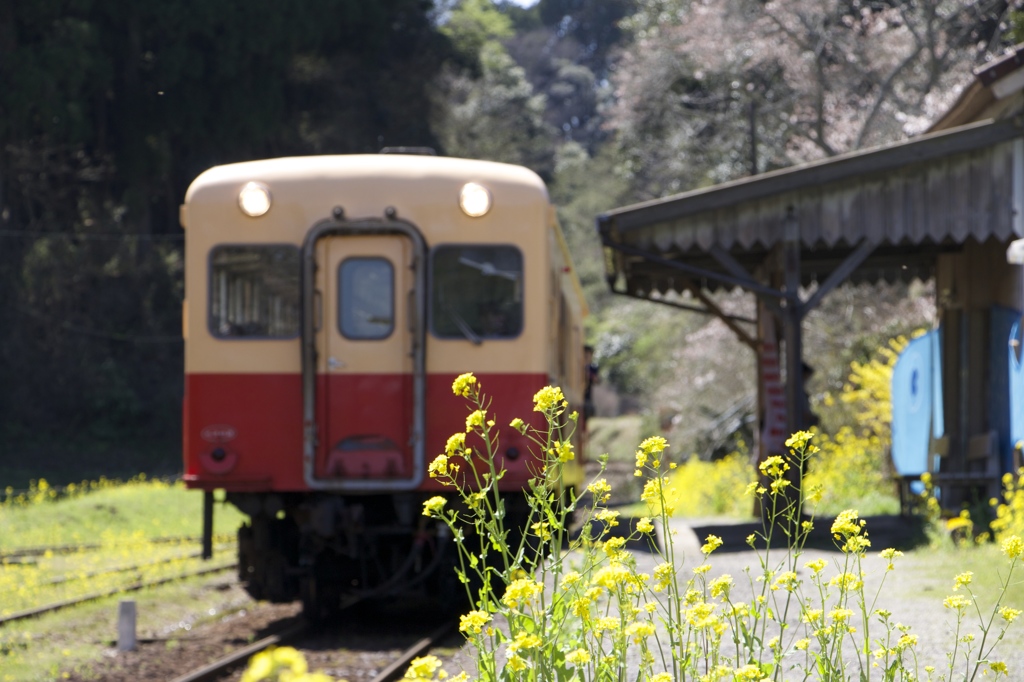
[{"xmin": 458, "ymin": 257, "xmax": 519, "ymax": 282}]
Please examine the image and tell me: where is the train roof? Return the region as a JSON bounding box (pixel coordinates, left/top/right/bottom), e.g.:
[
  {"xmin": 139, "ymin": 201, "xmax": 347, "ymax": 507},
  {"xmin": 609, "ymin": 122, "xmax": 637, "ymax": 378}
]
[{"xmin": 185, "ymin": 154, "xmax": 549, "ymax": 203}]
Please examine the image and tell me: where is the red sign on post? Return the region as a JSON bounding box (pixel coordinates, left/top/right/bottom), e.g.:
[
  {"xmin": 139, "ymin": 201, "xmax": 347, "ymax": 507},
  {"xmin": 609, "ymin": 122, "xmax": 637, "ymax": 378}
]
[{"xmin": 760, "ymin": 315, "xmax": 787, "ymax": 454}]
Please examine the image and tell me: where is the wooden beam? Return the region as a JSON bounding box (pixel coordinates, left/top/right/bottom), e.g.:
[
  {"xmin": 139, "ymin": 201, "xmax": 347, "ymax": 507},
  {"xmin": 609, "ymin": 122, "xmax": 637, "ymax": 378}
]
[
  {"xmin": 607, "ymin": 241, "xmax": 787, "ymax": 300},
  {"xmin": 612, "ymin": 288, "xmax": 757, "ymax": 326},
  {"xmin": 686, "ymin": 284, "xmax": 759, "ymax": 350},
  {"xmin": 709, "ymin": 244, "xmax": 786, "ymax": 317},
  {"xmin": 801, "ymin": 240, "xmax": 876, "ymax": 313}
]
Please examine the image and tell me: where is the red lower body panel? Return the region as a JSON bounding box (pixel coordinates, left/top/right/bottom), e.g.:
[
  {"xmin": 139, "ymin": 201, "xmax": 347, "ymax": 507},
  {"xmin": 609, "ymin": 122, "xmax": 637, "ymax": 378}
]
[{"xmin": 184, "ymin": 372, "xmax": 549, "ymax": 492}]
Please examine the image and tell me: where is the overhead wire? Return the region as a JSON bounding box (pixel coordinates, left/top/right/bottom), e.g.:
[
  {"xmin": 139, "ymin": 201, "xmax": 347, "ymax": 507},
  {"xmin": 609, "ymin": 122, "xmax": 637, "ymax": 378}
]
[{"xmin": 0, "ymin": 229, "xmax": 184, "ymax": 241}]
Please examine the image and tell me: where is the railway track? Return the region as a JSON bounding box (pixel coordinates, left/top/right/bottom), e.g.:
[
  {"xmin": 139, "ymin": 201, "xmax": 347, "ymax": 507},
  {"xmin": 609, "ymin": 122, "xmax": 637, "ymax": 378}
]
[
  {"xmin": 43, "ymin": 543, "xmax": 234, "ymax": 588},
  {"xmin": 0, "ymin": 561, "xmax": 237, "ymax": 627},
  {"xmin": 169, "ymin": 602, "xmax": 458, "ymax": 682},
  {"xmin": 1, "ymin": 534, "xmax": 236, "ymax": 562}
]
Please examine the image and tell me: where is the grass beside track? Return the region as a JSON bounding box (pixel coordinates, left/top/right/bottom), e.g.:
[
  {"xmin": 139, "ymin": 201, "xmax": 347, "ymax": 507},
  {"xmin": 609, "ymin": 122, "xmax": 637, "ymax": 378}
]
[{"xmin": 0, "ymin": 479, "xmax": 249, "ymax": 680}]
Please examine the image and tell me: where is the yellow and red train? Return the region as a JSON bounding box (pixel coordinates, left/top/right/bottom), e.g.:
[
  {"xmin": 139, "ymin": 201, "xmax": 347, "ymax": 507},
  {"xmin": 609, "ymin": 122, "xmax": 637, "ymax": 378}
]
[{"xmin": 181, "ymin": 152, "xmax": 586, "ymax": 615}]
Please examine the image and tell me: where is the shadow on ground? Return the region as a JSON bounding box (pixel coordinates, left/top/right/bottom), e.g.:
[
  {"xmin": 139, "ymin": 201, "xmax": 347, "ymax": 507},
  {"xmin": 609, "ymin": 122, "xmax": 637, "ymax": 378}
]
[{"xmin": 687, "ymin": 514, "xmax": 929, "ymax": 554}]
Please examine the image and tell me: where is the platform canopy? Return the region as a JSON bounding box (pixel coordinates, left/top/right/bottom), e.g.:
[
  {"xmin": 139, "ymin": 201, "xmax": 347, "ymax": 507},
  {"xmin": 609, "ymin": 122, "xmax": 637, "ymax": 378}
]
[
  {"xmin": 597, "ymin": 46, "xmax": 1024, "ymax": 505},
  {"xmin": 598, "ymin": 116, "xmax": 1024, "ymax": 300}
]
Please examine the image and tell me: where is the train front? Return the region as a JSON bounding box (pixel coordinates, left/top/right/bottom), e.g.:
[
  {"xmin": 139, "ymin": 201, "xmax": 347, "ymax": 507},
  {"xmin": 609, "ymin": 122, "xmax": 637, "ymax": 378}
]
[{"xmin": 180, "ymin": 154, "xmax": 581, "ymax": 616}]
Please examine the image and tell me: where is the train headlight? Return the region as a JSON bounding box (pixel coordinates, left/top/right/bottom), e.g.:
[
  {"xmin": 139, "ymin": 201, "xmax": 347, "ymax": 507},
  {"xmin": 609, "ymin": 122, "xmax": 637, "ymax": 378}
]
[
  {"xmin": 459, "ymin": 182, "xmax": 492, "ymax": 218},
  {"xmin": 238, "ymin": 182, "xmax": 272, "ymax": 217}
]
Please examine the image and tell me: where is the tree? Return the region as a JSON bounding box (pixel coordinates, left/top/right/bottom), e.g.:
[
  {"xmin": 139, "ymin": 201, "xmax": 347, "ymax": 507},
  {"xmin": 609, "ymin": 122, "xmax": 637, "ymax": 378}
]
[
  {"xmin": 432, "ymin": 1, "xmax": 557, "ymax": 176},
  {"xmin": 609, "ymin": 0, "xmax": 1015, "ymax": 199},
  {"xmin": 0, "ymin": 0, "xmax": 455, "ymax": 457}
]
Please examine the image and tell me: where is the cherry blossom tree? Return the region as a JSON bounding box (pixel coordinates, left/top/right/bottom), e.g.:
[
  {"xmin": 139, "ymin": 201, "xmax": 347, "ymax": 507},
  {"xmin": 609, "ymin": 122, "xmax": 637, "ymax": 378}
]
[{"xmin": 609, "ymin": 0, "xmax": 1015, "ymax": 199}]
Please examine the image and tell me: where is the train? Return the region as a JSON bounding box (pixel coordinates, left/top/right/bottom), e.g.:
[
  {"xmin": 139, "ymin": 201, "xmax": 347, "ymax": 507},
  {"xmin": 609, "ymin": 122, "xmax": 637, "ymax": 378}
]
[{"xmin": 180, "ymin": 150, "xmax": 587, "ymax": 617}]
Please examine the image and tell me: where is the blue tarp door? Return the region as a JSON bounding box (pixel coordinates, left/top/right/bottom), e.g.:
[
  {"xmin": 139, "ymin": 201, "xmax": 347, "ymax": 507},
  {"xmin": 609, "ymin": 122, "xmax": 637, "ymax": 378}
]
[
  {"xmin": 891, "ymin": 330, "xmax": 943, "ymax": 476},
  {"xmin": 1008, "ymin": 319, "xmax": 1024, "ymax": 469}
]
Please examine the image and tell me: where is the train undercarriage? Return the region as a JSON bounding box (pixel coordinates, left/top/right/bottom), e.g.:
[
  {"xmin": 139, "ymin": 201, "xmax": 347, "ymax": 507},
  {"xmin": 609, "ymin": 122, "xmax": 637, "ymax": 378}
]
[{"xmin": 227, "ymin": 491, "xmax": 527, "ymax": 620}]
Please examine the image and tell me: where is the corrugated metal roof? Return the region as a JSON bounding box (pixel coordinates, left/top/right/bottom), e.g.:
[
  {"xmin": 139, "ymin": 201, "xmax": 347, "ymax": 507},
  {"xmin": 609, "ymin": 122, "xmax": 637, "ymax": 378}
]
[{"xmin": 599, "ymin": 117, "xmax": 1024, "ymax": 293}]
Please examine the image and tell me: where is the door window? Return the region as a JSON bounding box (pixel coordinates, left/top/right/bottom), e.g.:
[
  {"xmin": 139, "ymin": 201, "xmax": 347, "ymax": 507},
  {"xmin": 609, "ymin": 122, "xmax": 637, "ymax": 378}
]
[{"xmin": 338, "ymin": 257, "xmax": 395, "ymax": 340}]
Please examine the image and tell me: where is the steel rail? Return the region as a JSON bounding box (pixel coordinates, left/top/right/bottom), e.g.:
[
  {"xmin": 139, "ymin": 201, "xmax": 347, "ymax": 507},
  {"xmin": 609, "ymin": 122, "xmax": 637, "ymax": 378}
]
[
  {"xmin": 2, "ymin": 534, "xmax": 236, "ymax": 561},
  {"xmin": 44, "ymin": 543, "xmax": 235, "ymax": 587},
  {"xmin": 369, "ymin": 621, "xmax": 458, "ymax": 682},
  {"xmin": 0, "ymin": 562, "xmax": 237, "ymax": 626},
  {"xmin": 167, "ymin": 608, "xmax": 455, "ymax": 682},
  {"xmin": 167, "ymin": 621, "xmax": 309, "ymax": 682}
]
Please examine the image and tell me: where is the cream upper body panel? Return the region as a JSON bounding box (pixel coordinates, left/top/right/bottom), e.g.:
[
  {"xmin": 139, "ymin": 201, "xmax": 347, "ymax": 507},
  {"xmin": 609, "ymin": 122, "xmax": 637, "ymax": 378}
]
[{"xmin": 184, "ymin": 155, "xmax": 552, "ymax": 375}]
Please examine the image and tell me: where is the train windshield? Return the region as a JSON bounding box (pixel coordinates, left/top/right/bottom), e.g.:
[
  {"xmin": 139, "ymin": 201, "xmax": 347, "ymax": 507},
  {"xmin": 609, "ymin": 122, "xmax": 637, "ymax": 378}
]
[
  {"xmin": 208, "ymin": 244, "xmax": 300, "ymax": 338},
  {"xmin": 431, "ymin": 245, "xmax": 523, "ymax": 340}
]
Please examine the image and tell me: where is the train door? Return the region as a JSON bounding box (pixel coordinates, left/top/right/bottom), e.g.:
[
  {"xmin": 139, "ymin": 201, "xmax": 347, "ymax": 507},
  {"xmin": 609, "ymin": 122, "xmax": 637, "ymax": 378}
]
[{"xmin": 315, "ymin": 234, "xmax": 418, "ymax": 483}]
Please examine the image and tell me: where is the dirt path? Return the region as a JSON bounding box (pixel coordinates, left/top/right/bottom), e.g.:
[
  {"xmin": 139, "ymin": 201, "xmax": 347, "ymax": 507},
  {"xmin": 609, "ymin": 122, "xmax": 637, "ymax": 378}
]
[{"xmin": 647, "ymin": 516, "xmax": 1024, "ymax": 677}]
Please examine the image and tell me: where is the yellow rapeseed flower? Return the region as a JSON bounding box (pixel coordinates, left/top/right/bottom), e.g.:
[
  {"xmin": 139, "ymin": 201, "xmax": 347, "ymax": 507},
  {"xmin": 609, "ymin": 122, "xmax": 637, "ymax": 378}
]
[
  {"xmin": 502, "ymin": 578, "xmax": 543, "ymax": 609},
  {"xmin": 831, "ymin": 509, "xmax": 866, "ymax": 538},
  {"xmin": 1000, "ymin": 606, "xmax": 1022, "ymax": 623},
  {"xmin": 701, "ymin": 534, "xmax": 724, "ymax": 555},
  {"xmin": 595, "ymin": 508, "xmax": 619, "ymax": 527},
  {"xmin": 953, "ymin": 571, "xmax": 973, "ymax": 591},
  {"xmin": 943, "ymin": 594, "xmax": 972, "ymax": 612},
  {"xmin": 422, "ymin": 496, "xmax": 446, "ymax": 517},
  {"xmin": 641, "ymin": 478, "xmax": 663, "ymax": 506},
  {"xmin": 639, "ymin": 435, "xmax": 668, "ymax": 454},
  {"xmin": 625, "ymin": 621, "xmax": 656, "ymax": 643},
  {"xmin": 636, "ymin": 517, "xmax": 654, "ymax": 533},
  {"xmin": 428, "ymin": 454, "xmax": 451, "ymax": 478},
  {"xmin": 551, "ymin": 440, "xmax": 574, "ymax": 462},
  {"xmin": 1002, "ymin": 535, "xmax": 1024, "ymax": 559},
  {"xmin": 506, "ymin": 654, "xmax": 528, "ymax": 672},
  {"xmin": 785, "ymin": 430, "xmax": 814, "ymax": 450},
  {"xmin": 588, "ymin": 478, "xmax": 612, "ymax": 503},
  {"xmin": 593, "ymin": 562, "xmax": 631, "ymax": 590},
  {"xmin": 452, "ymin": 373, "xmax": 477, "ymax": 397},
  {"xmin": 459, "ymin": 610, "xmax": 491, "ymax": 634},
  {"xmin": 830, "ymin": 608, "xmax": 854, "ymax": 622},
  {"xmin": 533, "ymin": 386, "xmax": 565, "ymax": 412},
  {"xmin": 445, "ymin": 433, "xmax": 466, "ymax": 456},
  {"xmin": 709, "ymin": 574, "xmax": 733, "ymax": 599},
  {"xmin": 405, "ymin": 655, "xmax": 443, "ymax": 680},
  {"xmin": 758, "ymin": 456, "xmax": 789, "ymax": 478},
  {"xmin": 653, "ymin": 562, "xmax": 673, "ymax": 591},
  {"xmin": 465, "ymin": 410, "xmax": 486, "ymax": 432},
  {"xmin": 508, "ymin": 632, "xmax": 542, "ymax": 653}
]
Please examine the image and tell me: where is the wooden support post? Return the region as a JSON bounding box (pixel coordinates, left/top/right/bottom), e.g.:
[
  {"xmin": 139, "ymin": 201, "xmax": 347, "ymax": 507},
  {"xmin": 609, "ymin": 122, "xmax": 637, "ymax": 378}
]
[
  {"xmin": 202, "ymin": 491, "xmax": 214, "ymax": 561},
  {"xmin": 782, "ymin": 209, "xmax": 804, "ymax": 435},
  {"xmin": 783, "ymin": 209, "xmax": 805, "ymax": 519}
]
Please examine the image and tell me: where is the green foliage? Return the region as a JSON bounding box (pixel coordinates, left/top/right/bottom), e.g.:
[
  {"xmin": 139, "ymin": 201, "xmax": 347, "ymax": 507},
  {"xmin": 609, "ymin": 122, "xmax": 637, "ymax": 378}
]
[
  {"xmin": 805, "ymin": 427, "xmax": 900, "ymax": 517},
  {"xmin": 804, "ymin": 335, "xmax": 914, "ymax": 517},
  {"xmin": 431, "ymin": 41, "xmax": 556, "ymax": 177},
  {"xmin": 549, "ymin": 143, "xmax": 628, "ymax": 304},
  {"xmin": 0, "ymin": 1, "xmax": 456, "ymax": 452},
  {"xmin": 991, "ymin": 470, "xmax": 1024, "ymax": 543},
  {"xmin": 441, "ymin": 0, "xmax": 515, "ymax": 60},
  {"xmin": 0, "ymin": 476, "xmax": 244, "ymax": 546}
]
